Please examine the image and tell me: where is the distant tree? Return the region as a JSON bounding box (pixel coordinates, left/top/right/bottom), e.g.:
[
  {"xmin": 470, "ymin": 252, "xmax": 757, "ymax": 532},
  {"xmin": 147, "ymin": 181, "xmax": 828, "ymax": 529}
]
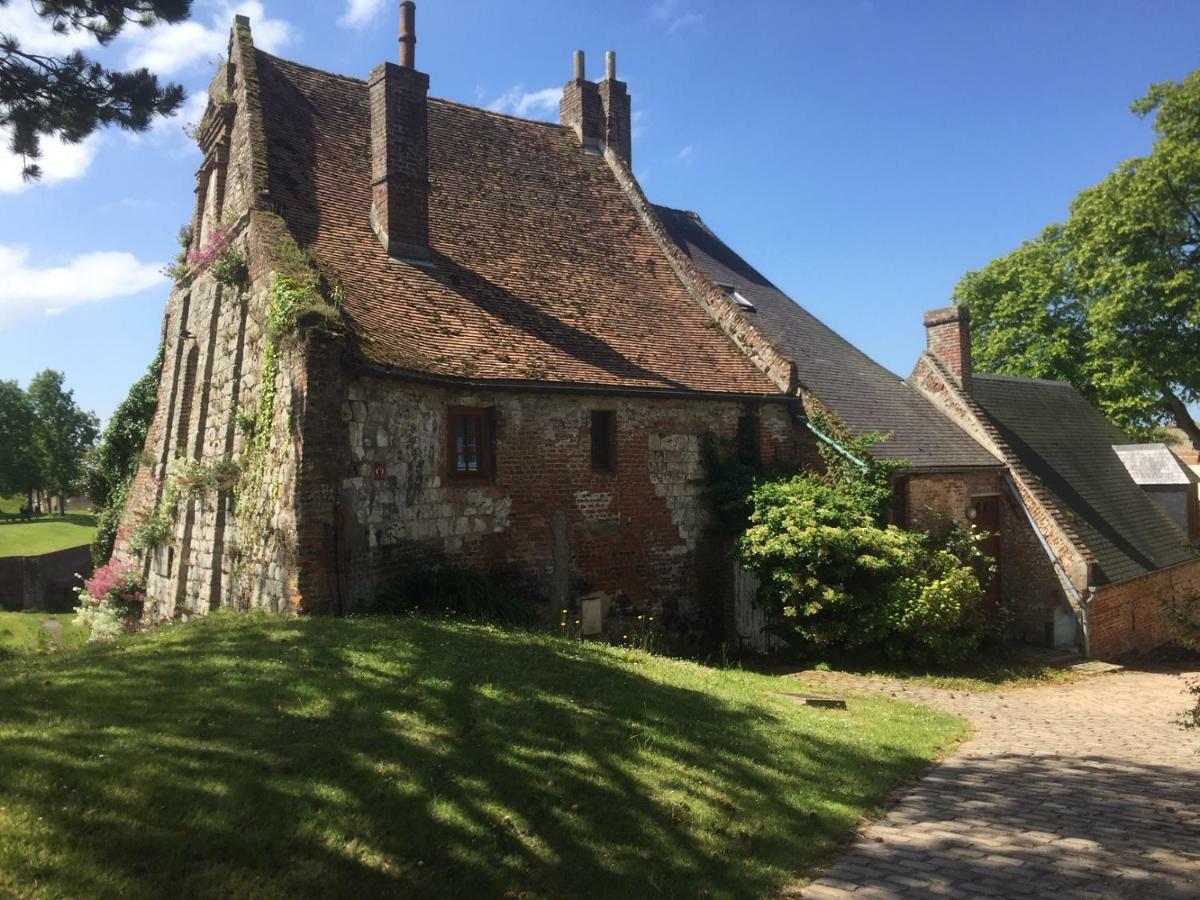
[
  {"xmin": 86, "ymin": 348, "xmax": 161, "ymax": 563},
  {"xmin": 0, "ymin": 378, "xmax": 40, "ymax": 504},
  {"xmin": 27, "ymin": 369, "xmax": 98, "ymax": 516},
  {"xmin": 0, "ymin": 0, "xmax": 191, "ymax": 181},
  {"xmin": 955, "ymin": 69, "xmax": 1200, "ymax": 449}
]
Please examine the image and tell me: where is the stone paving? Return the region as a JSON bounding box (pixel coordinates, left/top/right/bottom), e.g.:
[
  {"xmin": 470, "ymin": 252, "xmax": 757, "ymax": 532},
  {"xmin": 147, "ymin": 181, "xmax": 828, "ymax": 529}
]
[{"xmin": 793, "ymin": 667, "xmax": 1200, "ymax": 898}]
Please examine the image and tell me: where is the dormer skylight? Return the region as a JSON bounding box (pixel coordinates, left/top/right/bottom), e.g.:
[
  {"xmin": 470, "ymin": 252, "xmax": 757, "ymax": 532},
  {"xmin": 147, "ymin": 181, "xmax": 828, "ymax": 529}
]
[{"xmin": 717, "ymin": 283, "xmax": 755, "ymax": 311}]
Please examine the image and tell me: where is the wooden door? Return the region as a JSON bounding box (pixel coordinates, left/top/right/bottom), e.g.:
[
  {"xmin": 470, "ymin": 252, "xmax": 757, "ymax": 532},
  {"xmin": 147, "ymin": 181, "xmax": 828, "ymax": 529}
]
[{"xmin": 970, "ymin": 496, "xmax": 1002, "ymax": 616}]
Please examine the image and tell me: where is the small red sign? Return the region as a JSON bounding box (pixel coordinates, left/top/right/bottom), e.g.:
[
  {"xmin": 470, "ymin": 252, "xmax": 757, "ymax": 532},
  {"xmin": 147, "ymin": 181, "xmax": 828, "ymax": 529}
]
[{"xmin": 373, "ymin": 461, "xmax": 387, "ymax": 480}]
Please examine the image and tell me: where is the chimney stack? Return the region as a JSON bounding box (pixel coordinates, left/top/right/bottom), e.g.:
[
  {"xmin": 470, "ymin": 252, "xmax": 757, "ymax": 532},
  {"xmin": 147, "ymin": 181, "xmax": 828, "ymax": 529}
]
[
  {"xmin": 399, "ymin": 0, "xmax": 416, "ymax": 67},
  {"xmin": 560, "ymin": 50, "xmax": 604, "ymax": 153},
  {"xmin": 368, "ymin": 1, "xmax": 429, "ymax": 262},
  {"xmin": 924, "ymin": 306, "xmax": 973, "ymax": 393},
  {"xmin": 598, "ymin": 51, "xmax": 631, "ymax": 165},
  {"xmin": 561, "ymin": 49, "xmax": 632, "ymax": 165}
]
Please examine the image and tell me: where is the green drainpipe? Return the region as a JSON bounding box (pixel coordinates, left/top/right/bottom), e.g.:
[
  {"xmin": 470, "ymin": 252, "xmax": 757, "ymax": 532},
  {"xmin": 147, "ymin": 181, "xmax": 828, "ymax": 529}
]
[{"xmin": 802, "ymin": 418, "xmax": 870, "ymax": 472}]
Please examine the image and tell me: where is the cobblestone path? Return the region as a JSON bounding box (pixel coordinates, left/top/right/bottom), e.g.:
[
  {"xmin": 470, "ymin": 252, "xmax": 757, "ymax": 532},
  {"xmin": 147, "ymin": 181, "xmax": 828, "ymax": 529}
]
[{"xmin": 794, "ymin": 668, "xmax": 1200, "ymax": 899}]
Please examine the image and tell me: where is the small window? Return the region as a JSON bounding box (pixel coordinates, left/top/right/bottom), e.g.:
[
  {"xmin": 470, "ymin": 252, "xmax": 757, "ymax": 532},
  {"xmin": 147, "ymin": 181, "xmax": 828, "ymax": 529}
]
[
  {"xmin": 736, "ymin": 413, "xmax": 760, "ymax": 468},
  {"xmin": 890, "ymin": 476, "xmax": 910, "ymax": 528},
  {"xmin": 447, "ymin": 407, "xmax": 495, "ymax": 481},
  {"xmin": 717, "ymin": 283, "xmax": 755, "ymax": 311},
  {"xmin": 591, "ymin": 410, "xmax": 617, "ymax": 473}
]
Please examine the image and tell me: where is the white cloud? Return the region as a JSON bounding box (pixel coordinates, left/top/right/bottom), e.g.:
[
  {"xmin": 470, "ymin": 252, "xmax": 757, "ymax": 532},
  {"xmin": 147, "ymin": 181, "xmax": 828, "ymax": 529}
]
[
  {"xmin": 0, "ymin": 1, "xmax": 96, "ymax": 54},
  {"xmin": 677, "ymin": 144, "xmax": 695, "ymax": 162},
  {"xmin": 649, "ymin": 0, "xmax": 703, "ymax": 33},
  {"xmin": 339, "ymin": 0, "xmax": 385, "ymax": 29},
  {"xmin": 0, "ymin": 245, "xmax": 166, "ymax": 330},
  {"xmin": 487, "ymin": 86, "xmax": 561, "ymax": 121},
  {"xmin": 0, "ymin": 127, "xmax": 100, "ymax": 194},
  {"xmin": 125, "ymin": 1, "xmax": 294, "ymax": 76}
]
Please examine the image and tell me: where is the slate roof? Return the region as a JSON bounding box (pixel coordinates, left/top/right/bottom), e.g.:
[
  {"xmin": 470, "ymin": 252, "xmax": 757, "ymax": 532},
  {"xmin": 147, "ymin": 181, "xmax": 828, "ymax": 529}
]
[
  {"xmin": 1113, "ymin": 444, "xmax": 1196, "ymax": 486},
  {"xmin": 971, "ymin": 375, "xmax": 1197, "ymax": 585},
  {"xmin": 654, "ymin": 207, "xmax": 1002, "ymax": 471},
  {"xmin": 253, "ymin": 52, "xmax": 779, "ymax": 396}
]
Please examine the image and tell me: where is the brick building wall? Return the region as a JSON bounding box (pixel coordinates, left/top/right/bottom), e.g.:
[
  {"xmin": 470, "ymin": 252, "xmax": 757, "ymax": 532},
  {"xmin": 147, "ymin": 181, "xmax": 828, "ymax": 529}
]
[
  {"xmin": 1088, "ymin": 559, "xmax": 1200, "ymax": 659},
  {"xmin": 291, "ymin": 372, "xmax": 817, "ymax": 632},
  {"xmin": 907, "ymin": 470, "xmax": 1075, "ymax": 646}
]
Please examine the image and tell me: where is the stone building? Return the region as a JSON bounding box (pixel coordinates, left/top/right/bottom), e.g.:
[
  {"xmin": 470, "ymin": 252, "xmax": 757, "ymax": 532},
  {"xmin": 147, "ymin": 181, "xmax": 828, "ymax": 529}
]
[
  {"xmin": 115, "ymin": 9, "xmax": 824, "ymax": 640},
  {"xmin": 116, "ymin": 6, "xmax": 1196, "ymax": 657}
]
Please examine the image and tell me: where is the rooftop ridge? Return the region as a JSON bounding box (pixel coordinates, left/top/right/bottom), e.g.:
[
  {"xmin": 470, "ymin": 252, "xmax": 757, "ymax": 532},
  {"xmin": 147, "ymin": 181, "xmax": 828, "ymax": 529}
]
[
  {"xmin": 258, "ymin": 49, "xmax": 569, "ymax": 131},
  {"xmin": 973, "ymin": 372, "xmax": 1077, "ymax": 387}
]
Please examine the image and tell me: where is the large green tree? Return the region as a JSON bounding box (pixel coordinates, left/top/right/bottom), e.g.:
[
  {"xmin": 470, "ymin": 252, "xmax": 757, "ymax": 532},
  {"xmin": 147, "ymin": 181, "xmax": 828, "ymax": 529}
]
[
  {"xmin": 955, "ymin": 69, "xmax": 1200, "ymax": 449},
  {"xmin": 0, "ymin": 378, "xmax": 40, "ymax": 502},
  {"xmin": 27, "ymin": 369, "xmax": 98, "ymax": 515},
  {"xmin": 86, "ymin": 348, "xmax": 161, "ymax": 563},
  {"xmin": 1, "ymin": 0, "xmax": 190, "ymax": 181}
]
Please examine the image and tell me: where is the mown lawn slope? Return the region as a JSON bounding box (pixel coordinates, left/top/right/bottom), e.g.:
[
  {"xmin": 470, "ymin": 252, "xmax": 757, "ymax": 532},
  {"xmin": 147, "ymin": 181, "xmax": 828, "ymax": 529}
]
[
  {"xmin": 0, "ymin": 614, "xmax": 965, "ymax": 899},
  {"xmin": 0, "ymin": 612, "xmax": 87, "ymax": 658}
]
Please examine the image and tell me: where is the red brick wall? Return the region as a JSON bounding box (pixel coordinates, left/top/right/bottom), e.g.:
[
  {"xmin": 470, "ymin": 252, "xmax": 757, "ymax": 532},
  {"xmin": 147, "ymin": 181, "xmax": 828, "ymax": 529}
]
[
  {"xmin": 1089, "ymin": 559, "xmax": 1200, "ymax": 659},
  {"xmin": 908, "ymin": 470, "xmax": 1076, "ymax": 646}
]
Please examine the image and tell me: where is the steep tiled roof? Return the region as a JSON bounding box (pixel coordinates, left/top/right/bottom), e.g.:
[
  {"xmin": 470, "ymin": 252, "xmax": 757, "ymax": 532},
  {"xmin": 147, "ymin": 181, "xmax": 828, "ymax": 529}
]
[
  {"xmin": 654, "ymin": 207, "xmax": 1001, "ymax": 470},
  {"xmin": 253, "ymin": 52, "xmax": 779, "ymax": 396},
  {"xmin": 971, "ymin": 375, "xmax": 1197, "ymax": 585}
]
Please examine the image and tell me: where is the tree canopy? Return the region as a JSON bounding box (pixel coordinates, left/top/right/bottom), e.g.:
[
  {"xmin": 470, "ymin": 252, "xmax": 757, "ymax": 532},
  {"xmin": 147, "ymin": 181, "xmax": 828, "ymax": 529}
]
[
  {"xmin": 27, "ymin": 369, "xmax": 98, "ymax": 510},
  {"xmin": 0, "ymin": 378, "xmax": 39, "ymax": 497},
  {"xmin": 954, "ymin": 68, "xmax": 1200, "ymax": 448},
  {"xmin": 0, "ymin": 0, "xmax": 191, "ymax": 180}
]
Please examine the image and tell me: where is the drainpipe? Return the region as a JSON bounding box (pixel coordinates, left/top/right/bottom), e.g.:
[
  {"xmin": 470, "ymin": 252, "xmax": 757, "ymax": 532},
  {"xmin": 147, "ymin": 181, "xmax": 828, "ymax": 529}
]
[
  {"xmin": 802, "ymin": 418, "xmax": 870, "ymax": 472},
  {"xmin": 1002, "ymin": 473, "xmax": 1094, "ymax": 655}
]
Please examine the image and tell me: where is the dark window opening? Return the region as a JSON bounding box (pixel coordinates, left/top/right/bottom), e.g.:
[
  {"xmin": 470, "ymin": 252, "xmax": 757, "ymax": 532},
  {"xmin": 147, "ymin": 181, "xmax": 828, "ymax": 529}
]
[
  {"xmin": 736, "ymin": 413, "xmax": 760, "ymax": 468},
  {"xmin": 591, "ymin": 410, "xmax": 617, "ymax": 473},
  {"xmin": 889, "ymin": 476, "xmax": 910, "ymax": 528},
  {"xmin": 448, "ymin": 407, "xmax": 494, "ymax": 481}
]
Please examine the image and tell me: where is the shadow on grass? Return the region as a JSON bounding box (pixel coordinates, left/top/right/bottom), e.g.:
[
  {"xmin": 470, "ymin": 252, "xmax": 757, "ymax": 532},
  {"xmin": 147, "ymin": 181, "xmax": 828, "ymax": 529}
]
[{"xmin": 0, "ymin": 616, "xmax": 954, "ymax": 899}]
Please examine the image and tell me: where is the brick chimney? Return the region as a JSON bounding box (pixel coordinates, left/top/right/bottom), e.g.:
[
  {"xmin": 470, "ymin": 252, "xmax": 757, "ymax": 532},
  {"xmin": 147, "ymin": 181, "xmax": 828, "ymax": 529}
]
[
  {"xmin": 561, "ymin": 50, "xmax": 631, "ymax": 164},
  {"xmin": 924, "ymin": 306, "xmax": 973, "ymax": 393},
  {"xmin": 598, "ymin": 51, "xmax": 631, "ymax": 165},
  {"xmin": 368, "ymin": 1, "xmax": 430, "ymax": 262},
  {"xmin": 561, "ymin": 51, "xmax": 604, "ymax": 153}
]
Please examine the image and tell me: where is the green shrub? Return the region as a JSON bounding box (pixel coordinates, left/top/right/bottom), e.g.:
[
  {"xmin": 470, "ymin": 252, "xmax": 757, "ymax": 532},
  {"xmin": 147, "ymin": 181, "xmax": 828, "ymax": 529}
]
[
  {"xmin": 374, "ymin": 566, "xmax": 539, "ymax": 626},
  {"xmin": 734, "ymin": 405, "xmax": 994, "ymax": 667},
  {"xmin": 740, "ymin": 473, "xmax": 991, "ymax": 666}
]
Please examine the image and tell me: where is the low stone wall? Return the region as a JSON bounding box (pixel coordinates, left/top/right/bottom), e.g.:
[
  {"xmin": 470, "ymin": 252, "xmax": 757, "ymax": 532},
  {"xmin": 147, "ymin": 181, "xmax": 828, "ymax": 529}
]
[
  {"xmin": 1088, "ymin": 558, "xmax": 1200, "ymax": 659},
  {"xmin": 0, "ymin": 545, "xmax": 92, "ymax": 612}
]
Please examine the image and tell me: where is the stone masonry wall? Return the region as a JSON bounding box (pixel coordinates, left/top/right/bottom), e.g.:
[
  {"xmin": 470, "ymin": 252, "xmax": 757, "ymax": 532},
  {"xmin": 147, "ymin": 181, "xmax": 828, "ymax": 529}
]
[
  {"xmin": 113, "ymin": 19, "xmax": 300, "ymax": 616},
  {"xmin": 294, "ymin": 373, "xmax": 816, "ymax": 632},
  {"xmin": 1089, "ymin": 558, "xmax": 1200, "ymax": 659}
]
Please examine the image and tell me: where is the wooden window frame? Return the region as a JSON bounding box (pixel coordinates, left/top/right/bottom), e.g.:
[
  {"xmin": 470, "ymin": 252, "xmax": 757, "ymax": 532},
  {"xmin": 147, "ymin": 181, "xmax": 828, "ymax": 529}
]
[
  {"xmin": 447, "ymin": 406, "xmax": 495, "ymax": 482},
  {"xmin": 591, "ymin": 410, "xmax": 617, "ymax": 474}
]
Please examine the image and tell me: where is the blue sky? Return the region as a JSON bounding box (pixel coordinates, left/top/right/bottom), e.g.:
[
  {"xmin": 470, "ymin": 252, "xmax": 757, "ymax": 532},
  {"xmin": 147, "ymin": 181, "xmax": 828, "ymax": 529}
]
[{"xmin": 2, "ymin": 0, "xmax": 1198, "ymax": 423}]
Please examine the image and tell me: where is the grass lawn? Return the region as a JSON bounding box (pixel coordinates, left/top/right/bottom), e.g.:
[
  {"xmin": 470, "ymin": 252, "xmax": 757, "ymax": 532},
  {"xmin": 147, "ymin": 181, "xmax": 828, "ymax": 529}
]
[
  {"xmin": 0, "ymin": 611, "xmax": 88, "ymax": 659},
  {"xmin": 804, "ymin": 657, "xmax": 1079, "ymax": 692},
  {"xmin": 0, "ymin": 511, "xmax": 97, "ymax": 558},
  {"xmin": 0, "ymin": 614, "xmax": 966, "ymax": 899}
]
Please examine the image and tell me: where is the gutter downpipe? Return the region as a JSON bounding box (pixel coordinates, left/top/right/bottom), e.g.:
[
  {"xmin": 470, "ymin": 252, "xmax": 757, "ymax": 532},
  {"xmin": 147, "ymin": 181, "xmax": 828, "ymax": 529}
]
[
  {"xmin": 803, "ymin": 419, "xmax": 870, "ymax": 472},
  {"xmin": 1002, "ymin": 473, "xmax": 1096, "ymax": 656}
]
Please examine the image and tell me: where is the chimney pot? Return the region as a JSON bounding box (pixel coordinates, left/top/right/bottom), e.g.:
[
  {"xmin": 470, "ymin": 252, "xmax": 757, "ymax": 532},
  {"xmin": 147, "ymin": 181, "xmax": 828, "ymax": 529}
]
[
  {"xmin": 399, "ymin": 0, "xmax": 416, "ymax": 68},
  {"xmin": 573, "ymin": 50, "xmax": 585, "ymax": 81},
  {"xmin": 923, "ymin": 306, "xmax": 973, "ymax": 393},
  {"xmin": 605, "ymin": 50, "xmax": 616, "ymax": 80}
]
